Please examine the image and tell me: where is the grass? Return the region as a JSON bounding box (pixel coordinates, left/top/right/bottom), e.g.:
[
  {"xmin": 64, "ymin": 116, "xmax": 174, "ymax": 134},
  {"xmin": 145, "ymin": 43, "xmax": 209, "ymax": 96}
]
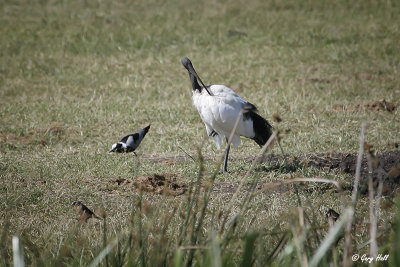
[{"xmin": 1, "ymin": 0, "xmax": 400, "ymax": 266}]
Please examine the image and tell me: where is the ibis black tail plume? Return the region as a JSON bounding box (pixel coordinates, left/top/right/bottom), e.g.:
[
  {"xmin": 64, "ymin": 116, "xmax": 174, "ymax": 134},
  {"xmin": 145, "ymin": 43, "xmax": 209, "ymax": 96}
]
[{"xmin": 248, "ymin": 110, "xmax": 273, "ymax": 146}]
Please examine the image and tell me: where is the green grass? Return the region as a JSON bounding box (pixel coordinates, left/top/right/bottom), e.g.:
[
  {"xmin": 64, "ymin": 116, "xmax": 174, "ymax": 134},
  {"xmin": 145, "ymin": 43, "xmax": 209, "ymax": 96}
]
[{"xmin": 1, "ymin": 0, "xmax": 400, "ymax": 266}]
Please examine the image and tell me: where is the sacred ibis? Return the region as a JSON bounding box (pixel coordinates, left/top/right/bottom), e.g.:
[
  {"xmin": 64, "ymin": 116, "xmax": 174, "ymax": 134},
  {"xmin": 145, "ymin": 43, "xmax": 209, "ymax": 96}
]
[
  {"xmin": 181, "ymin": 57, "xmax": 272, "ymax": 173},
  {"xmin": 109, "ymin": 125, "xmax": 150, "ymax": 155}
]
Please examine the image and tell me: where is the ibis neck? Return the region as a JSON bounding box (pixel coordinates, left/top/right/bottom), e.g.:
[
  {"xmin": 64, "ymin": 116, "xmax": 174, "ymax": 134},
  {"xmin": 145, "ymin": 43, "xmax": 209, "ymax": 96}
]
[{"xmin": 189, "ymin": 72, "xmax": 201, "ymax": 91}]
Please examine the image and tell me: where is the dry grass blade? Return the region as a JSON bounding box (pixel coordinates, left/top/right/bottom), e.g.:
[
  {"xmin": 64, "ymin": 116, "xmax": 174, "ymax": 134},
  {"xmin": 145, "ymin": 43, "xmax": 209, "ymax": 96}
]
[
  {"xmin": 292, "ymin": 207, "xmax": 308, "ymax": 267},
  {"xmin": 309, "ymin": 208, "xmax": 353, "ymax": 267},
  {"xmin": 177, "ymin": 146, "xmax": 196, "ymax": 162},
  {"xmin": 173, "ymin": 248, "xmax": 183, "ymax": 267},
  {"xmin": 0, "ymin": 218, "xmax": 10, "ymax": 264},
  {"xmin": 12, "ymin": 236, "xmax": 25, "ymax": 267},
  {"xmin": 366, "ymin": 151, "xmax": 378, "ymax": 259},
  {"xmin": 219, "ymin": 131, "xmax": 277, "ymax": 234},
  {"xmin": 179, "ymin": 246, "xmax": 207, "ymax": 250},
  {"xmin": 343, "ymin": 122, "xmax": 366, "ymax": 267},
  {"xmin": 211, "ymin": 234, "xmax": 222, "ymax": 267},
  {"xmin": 88, "ymin": 238, "xmax": 118, "ymax": 267},
  {"xmin": 267, "ymin": 232, "xmax": 289, "ymax": 262},
  {"xmin": 374, "ymin": 170, "xmax": 384, "ymax": 248}
]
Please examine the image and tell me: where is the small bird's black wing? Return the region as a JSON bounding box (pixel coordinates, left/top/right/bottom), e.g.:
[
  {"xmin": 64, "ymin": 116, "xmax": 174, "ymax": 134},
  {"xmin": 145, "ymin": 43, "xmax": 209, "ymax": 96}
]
[
  {"xmin": 118, "ymin": 125, "xmax": 150, "ymax": 152},
  {"xmin": 119, "ymin": 134, "xmax": 133, "ymax": 143}
]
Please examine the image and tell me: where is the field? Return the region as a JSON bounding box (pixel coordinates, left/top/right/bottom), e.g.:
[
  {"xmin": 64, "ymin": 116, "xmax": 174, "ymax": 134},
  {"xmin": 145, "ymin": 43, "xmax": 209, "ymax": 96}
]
[{"xmin": 1, "ymin": 0, "xmax": 400, "ymax": 266}]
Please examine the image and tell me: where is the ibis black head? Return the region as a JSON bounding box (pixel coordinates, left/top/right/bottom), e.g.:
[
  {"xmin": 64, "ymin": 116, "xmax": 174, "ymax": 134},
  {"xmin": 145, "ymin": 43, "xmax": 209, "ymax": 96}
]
[
  {"xmin": 181, "ymin": 57, "xmax": 213, "ymax": 96},
  {"xmin": 181, "ymin": 57, "xmax": 192, "ymax": 69}
]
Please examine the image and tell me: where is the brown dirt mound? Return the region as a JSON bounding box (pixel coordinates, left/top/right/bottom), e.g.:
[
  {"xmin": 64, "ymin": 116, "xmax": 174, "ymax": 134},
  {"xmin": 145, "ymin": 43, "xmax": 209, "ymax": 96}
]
[
  {"xmin": 306, "ymin": 151, "xmax": 400, "ymax": 178},
  {"xmin": 361, "ymin": 99, "xmax": 397, "ymax": 112},
  {"xmin": 214, "ymin": 151, "xmax": 400, "ymax": 195},
  {"xmin": 333, "ymin": 99, "xmax": 397, "ymax": 112},
  {"xmin": 255, "ymin": 151, "xmax": 400, "ymax": 177},
  {"xmin": 114, "ymin": 174, "xmax": 186, "ymax": 196},
  {"xmin": 255, "ymin": 151, "xmax": 400, "ymax": 195}
]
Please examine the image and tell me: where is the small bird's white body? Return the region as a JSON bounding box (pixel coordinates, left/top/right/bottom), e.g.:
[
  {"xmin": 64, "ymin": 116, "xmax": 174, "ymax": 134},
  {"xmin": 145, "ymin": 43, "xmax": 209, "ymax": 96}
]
[
  {"xmin": 192, "ymin": 85, "xmax": 255, "ymax": 149},
  {"xmin": 110, "ymin": 125, "xmax": 150, "ymax": 153},
  {"xmin": 114, "ymin": 135, "xmax": 137, "ymax": 150}
]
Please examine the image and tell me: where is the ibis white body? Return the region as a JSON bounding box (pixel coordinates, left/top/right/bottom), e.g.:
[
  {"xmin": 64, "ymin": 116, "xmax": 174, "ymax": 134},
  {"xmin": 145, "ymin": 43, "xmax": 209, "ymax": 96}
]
[
  {"xmin": 192, "ymin": 84, "xmax": 255, "ymax": 149},
  {"xmin": 181, "ymin": 57, "xmax": 272, "ymax": 173}
]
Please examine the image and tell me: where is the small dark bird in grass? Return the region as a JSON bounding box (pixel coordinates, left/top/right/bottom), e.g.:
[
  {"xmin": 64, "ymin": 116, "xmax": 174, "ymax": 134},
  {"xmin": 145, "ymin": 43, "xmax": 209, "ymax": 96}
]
[
  {"xmin": 326, "ymin": 208, "xmax": 340, "ymax": 227},
  {"xmin": 72, "ymin": 201, "xmax": 101, "ymax": 223},
  {"xmin": 272, "ymin": 113, "xmax": 282, "ymax": 123},
  {"xmin": 109, "ymin": 125, "xmax": 150, "ymax": 155}
]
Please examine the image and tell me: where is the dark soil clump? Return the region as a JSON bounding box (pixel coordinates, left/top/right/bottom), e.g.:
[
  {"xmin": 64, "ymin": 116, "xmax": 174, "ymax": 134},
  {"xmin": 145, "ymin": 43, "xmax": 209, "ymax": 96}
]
[
  {"xmin": 254, "ymin": 151, "xmax": 400, "ymax": 195},
  {"xmin": 333, "ymin": 99, "xmax": 397, "ymax": 113},
  {"xmin": 114, "ymin": 174, "xmax": 186, "ymax": 196},
  {"xmin": 254, "ymin": 151, "xmax": 400, "ymax": 177}
]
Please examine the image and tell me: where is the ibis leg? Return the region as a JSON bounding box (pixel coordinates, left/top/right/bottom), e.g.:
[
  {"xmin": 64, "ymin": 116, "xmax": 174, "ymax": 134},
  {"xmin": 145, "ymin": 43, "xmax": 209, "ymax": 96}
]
[{"xmin": 223, "ymin": 138, "xmax": 230, "ymax": 173}]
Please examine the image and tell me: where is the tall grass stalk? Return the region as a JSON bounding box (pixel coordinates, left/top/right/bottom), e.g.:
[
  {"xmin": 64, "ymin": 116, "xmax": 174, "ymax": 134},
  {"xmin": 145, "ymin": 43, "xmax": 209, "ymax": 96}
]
[
  {"xmin": 309, "ymin": 208, "xmax": 353, "ymax": 267},
  {"xmin": 88, "ymin": 238, "xmax": 118, "ymax": 267},
  {"xmin": 343, "ymin": 122, "xmax": 366, "ymax": 267},
  {"xmin": 219, "ymin": 131, "xmax": 277, "ymax": 235},
  {"xmin": 12, "ymin": 236, "xmax": 25, "ymax": 267},
  {"xmin": 366, "ymin": 150, "xmax": 378, "ymax": 260}
]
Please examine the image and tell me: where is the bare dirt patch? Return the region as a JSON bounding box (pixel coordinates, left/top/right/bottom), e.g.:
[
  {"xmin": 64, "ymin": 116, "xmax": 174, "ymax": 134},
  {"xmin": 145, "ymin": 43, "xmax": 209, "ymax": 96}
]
[
  {"xmin": 254, "ymin": 150, "xmax": 400, "ymax": 195},
  {"xmin": 253, "ymin": 151, "xmax": 400, "ymax": 176},
  {"xmin": 172, "ymin": 151, "xmax": 400, "ymax": 195},
  {"xmin": 0, "ymin": 122, "xmax": 74, "ymax": 147},
  {"xmin": 212, "ymin": 182, "xmax": 238, "ymax": 194},
  {"xmin": 134, "ymin": 151, "xmax": 400, "ymax": 196},
  {"xmin": 310, "ymin": 77, "xmax": 332, "ymax": 84},
  {"xmin": 114, "ymin": 173, "xmax": 187, "ymax": 196},
  {"xmin": 333, "ymin": 99, "xmax": 397, "ymax": 112},
  {"xmin": 358, "ymin": 99, "xmax": 397, "ymax": 112}
]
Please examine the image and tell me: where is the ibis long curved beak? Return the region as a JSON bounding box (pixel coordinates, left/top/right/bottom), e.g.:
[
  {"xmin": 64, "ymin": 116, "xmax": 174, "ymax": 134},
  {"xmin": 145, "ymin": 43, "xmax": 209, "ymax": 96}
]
[{"xmin": 181, "ymin": 57, "xmax": 213, "ymax": 96}]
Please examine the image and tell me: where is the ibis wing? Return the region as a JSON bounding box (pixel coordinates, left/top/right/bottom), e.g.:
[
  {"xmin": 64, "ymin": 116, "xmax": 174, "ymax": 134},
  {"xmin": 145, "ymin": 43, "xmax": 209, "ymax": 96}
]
[
  {"xmin": 211, "ymin": 85, "xmax": 248, "ymax": 123},
  {"xmin": 192, "ymin": 84, "xmax": 260, "ymax": 149}
]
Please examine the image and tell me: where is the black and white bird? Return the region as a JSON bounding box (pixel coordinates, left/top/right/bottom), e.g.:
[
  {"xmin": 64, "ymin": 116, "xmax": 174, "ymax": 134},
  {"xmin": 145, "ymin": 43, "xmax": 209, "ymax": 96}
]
[
  {"xmin": 109, "ymin": 125, "xmax": 150, "ymax": 155},
  {"xmin": 181, "ymin": 57, "xmax": 272, "ymax": 173}
]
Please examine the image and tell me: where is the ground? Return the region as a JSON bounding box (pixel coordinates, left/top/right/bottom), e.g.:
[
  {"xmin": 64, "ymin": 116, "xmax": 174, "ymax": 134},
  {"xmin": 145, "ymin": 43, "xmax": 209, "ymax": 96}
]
[{"xmin": 0, "ymin": 0, "xmax": 400, "ymax": 266}]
